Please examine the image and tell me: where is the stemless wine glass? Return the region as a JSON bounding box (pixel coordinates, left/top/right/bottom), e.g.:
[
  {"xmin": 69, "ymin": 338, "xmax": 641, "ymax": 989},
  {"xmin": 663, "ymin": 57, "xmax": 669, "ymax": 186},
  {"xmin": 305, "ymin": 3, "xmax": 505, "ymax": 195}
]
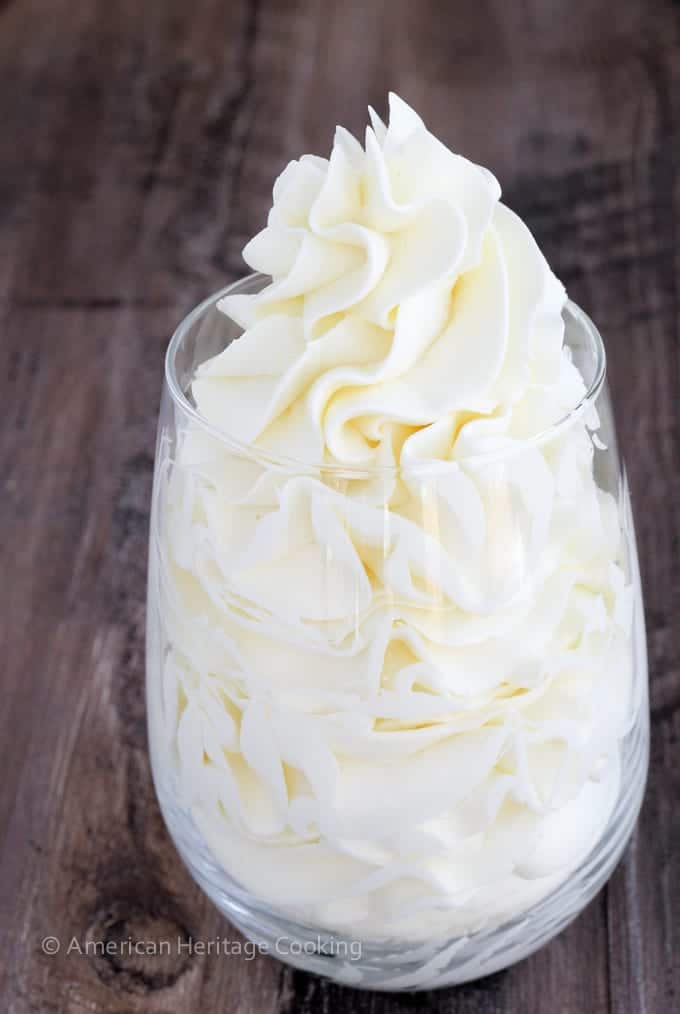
[{"xmin": 146, "ymin": 275, "xmax": 648, "ymax": 990}]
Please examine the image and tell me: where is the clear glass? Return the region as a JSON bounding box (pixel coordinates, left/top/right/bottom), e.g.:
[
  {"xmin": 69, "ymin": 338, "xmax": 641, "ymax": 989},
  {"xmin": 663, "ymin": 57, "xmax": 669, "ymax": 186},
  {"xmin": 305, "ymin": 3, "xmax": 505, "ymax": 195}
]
[{"xmin": 146, "ymin": 275, "xmax": 648, "ymax": 990}]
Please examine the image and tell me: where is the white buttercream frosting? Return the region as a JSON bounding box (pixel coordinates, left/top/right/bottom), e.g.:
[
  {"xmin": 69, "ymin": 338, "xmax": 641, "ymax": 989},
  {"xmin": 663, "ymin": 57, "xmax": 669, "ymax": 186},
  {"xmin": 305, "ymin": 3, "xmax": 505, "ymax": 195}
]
[
  {"xmin": 150, "ymin": 94, "xmax": 634, "ymax": 941},
  {"xmin": 194, "ymin": 93, "xmax": 576, "ymax": 466}
]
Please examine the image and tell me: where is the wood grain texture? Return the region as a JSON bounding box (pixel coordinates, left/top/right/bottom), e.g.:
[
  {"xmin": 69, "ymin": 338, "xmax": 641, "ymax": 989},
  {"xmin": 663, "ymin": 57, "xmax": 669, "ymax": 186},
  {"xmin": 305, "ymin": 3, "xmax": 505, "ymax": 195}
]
[{"xmin": 0, "ymin": 1, "xmax": 678, "ymax": 1011}]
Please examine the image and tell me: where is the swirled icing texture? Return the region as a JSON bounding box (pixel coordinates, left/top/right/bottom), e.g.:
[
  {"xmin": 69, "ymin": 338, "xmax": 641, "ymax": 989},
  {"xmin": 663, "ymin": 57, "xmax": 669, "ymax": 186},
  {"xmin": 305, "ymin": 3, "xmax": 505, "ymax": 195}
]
[{"xmin": 151, "ymin": 95, "xmax": 634, "ymax": 940}]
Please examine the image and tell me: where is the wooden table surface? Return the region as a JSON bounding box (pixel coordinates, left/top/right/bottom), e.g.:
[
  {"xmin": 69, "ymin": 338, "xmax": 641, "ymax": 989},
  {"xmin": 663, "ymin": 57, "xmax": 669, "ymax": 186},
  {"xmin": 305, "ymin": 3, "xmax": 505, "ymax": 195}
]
[{"xmin": 1, "ymin": 1, "xmax": 678, "ymax": 1011}]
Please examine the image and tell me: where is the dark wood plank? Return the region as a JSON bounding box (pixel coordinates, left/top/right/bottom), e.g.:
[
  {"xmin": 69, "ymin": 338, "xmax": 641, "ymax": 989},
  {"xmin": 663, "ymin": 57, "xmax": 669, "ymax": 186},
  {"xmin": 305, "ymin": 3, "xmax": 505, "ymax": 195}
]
[{"xmin": 0, "ymin": 1, "xmax": 678, "ymax": 1012}]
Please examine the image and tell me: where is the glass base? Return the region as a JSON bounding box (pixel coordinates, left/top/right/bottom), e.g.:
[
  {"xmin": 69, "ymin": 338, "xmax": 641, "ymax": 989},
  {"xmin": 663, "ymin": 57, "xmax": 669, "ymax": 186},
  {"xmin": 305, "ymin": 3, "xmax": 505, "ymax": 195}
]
[{"xmin": 153, "ymin": 702, "xmax": 647, "ymax": 991}]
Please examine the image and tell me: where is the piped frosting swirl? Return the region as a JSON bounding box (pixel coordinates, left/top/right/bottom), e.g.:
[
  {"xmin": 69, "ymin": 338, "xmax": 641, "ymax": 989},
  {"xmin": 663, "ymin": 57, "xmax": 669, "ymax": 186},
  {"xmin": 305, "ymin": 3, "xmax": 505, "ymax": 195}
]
[{"xmin": 149, "ymin": 95, "xmax": 635, "ymax": 943}]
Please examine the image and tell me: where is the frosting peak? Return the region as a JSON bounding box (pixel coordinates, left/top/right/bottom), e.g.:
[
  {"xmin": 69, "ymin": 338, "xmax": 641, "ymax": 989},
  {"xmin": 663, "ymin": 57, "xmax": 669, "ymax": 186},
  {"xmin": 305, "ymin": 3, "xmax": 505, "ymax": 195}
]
[{"xmin": 193, "ymin": 94, "xmax": 568, "ymax": 466}]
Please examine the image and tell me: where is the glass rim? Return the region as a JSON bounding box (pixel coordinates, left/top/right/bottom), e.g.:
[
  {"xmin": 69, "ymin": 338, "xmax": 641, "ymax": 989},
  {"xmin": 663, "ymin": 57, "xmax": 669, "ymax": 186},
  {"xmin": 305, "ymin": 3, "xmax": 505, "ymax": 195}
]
[{"xmin": 164, "ymin": 273, "xmax": 607, "ymax": 476}]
